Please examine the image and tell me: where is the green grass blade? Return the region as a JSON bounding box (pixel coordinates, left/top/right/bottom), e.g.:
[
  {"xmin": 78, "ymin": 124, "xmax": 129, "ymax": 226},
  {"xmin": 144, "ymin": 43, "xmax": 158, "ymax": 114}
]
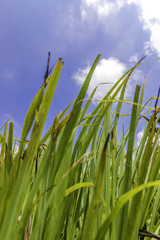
[
  {"xmin": 119, "ymin": 85, "xmax": 141, "ymax": 238},
  {"xmin": 121, "ymin": 115, "xmax": 156, "ymax": 240},
  {"xmin": 0, "ymin": 59, "xmax": 63, "ymax": 240},
  {"xmin": 95, "ymin": 180, "xmax": 160, "ymax": 240},
  {"xmin": 17, "ymin": 80, "xmax": 46, "ymax": 162},
  {"xmin": 39, "ymin": 100, "xmax": 74, "ymax": 146},
  {"xmin": 5, "ymin": 121, "xmax": 14, "ymax": 174},
  {"xmin": 78, "ymin": 71, "xmax": 132, "ymax": 159},
  {"xmin": 56, "ymin": 54, "xmax": 101, "ymax": 166},
  {"xmin": 82, "ymin": 134, "xmax": 110, "ymax": 240},
  {"xmin": 24, "ymin": 58, "xmax": 63, "ymax": 164},
  {"xmin": 65, "ymin": 182, "xmax": 94, "ymax": 197},
  {"xmin": 0, "ymin": 123, "xmax": 8, "ymax": 158}
]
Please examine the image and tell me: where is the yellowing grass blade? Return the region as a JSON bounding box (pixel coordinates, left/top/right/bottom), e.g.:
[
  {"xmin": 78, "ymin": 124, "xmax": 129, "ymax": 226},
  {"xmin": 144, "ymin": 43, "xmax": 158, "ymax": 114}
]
[{"xmin": 65, "ymin": 182, "xmax": 94, "ymax": 196}]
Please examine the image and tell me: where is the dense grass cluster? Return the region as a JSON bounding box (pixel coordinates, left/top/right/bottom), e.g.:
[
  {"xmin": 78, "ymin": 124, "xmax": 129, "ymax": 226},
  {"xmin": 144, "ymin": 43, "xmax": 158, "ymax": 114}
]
[{"xmin": 0, "ymin": 55, "xmax": 160, "ymax": 240}]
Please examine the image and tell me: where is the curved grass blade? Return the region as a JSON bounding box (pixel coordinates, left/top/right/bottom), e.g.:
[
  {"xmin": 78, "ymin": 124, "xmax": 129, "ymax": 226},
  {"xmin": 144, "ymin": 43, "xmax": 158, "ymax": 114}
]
[
  {"xmin": 121, "ymin": 110, "xmax": 158, "ymax": 240},
  {"xmin": 17, "ymin": 79, "xmax": 47, "ymax": 164},
  {"xmin": 64, "ymin": 182, "xmax": 94, "ymax": 197},
  {"xmin": 95, "ymin": 180, "xmax": 160, "ymax": 240},
  {"xmin": 56, "ymin": 54, "xmax": 101, "ymax": 167},
  {"xmin": 39, "ymin": 99, "xmax": 74, "ymax": 146},
  {"xmin": 0, "ymin": 58, "xmax": 63, "ymax": 240}
]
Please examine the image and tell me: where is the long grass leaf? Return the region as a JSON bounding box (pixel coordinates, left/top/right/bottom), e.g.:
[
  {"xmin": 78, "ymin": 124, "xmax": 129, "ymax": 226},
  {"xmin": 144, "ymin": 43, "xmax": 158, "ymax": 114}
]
[
  {"xmin": 82, "ymin": 134, "xmax": 110, "ymax": 240},
  {"xmin": 95, "ymin": 180, "xmax": 160, "ymax": 240}
]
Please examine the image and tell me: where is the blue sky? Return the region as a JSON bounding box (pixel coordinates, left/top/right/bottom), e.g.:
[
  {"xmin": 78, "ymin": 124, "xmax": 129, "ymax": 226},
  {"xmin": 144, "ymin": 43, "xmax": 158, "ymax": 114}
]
[{"xmin": 0, "ymin": 0, "xmax": 160, "ymax": 140}]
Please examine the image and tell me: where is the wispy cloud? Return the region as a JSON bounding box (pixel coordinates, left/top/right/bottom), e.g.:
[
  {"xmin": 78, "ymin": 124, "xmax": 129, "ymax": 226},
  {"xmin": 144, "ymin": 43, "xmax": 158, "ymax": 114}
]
[
  {"xmin": 127, "ymin": 0, "xmax": 160, "ymax": 56},
  {"xmin": 81, "ymin": 0, "xmax": 160, "ymax": 58},
  {"xmin": 129, "ymin": 54, "xmax": 139, "ymax": 63},
  {"xmin": 81, "ymin": 0, "xmax": 125, "ymax": 20}
]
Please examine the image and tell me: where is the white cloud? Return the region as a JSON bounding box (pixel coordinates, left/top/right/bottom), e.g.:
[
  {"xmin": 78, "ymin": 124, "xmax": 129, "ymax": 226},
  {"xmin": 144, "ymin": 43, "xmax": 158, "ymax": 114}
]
[
  {"xmin": 81, "ymin": 0, "xmax": 125, "ymax": 20},
  {"xmin": 72, "ymin": 57, "xmax": 127, "ymax": 100},
  {"xmin": 72, "ymin": 57, "xmax": 145, "ymax": 102},
  {"xmin": 137, "ymin": 129, "xmax": 144, "ymax": 146},
  {"xmin": 81, "ymin": 0, "xmax": 160, "ymax": 57},
  {"xmin": 129, "ymin": 54, "xmax": 139, "ymax": 63},
  {"xmin": 127, "ymin": 0, "xmax": 160, "ymax": 56},
  {"xmin": 136, "ymin": 128, "xmax": 160, "ymax": 148}
]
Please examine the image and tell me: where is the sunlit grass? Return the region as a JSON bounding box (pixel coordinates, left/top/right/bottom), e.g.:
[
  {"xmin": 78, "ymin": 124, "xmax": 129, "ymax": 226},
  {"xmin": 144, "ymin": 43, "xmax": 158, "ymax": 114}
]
[{"xmin": 0, "ymin": 55, "xmax": 160, "ymax": 240}]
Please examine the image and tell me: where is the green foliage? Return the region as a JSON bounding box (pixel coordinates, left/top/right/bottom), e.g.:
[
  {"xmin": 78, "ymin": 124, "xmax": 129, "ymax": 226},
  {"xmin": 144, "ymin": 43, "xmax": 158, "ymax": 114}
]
[{"xmin": 0, "ymin": 55, "xmax": 160, "ymax": 240}]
